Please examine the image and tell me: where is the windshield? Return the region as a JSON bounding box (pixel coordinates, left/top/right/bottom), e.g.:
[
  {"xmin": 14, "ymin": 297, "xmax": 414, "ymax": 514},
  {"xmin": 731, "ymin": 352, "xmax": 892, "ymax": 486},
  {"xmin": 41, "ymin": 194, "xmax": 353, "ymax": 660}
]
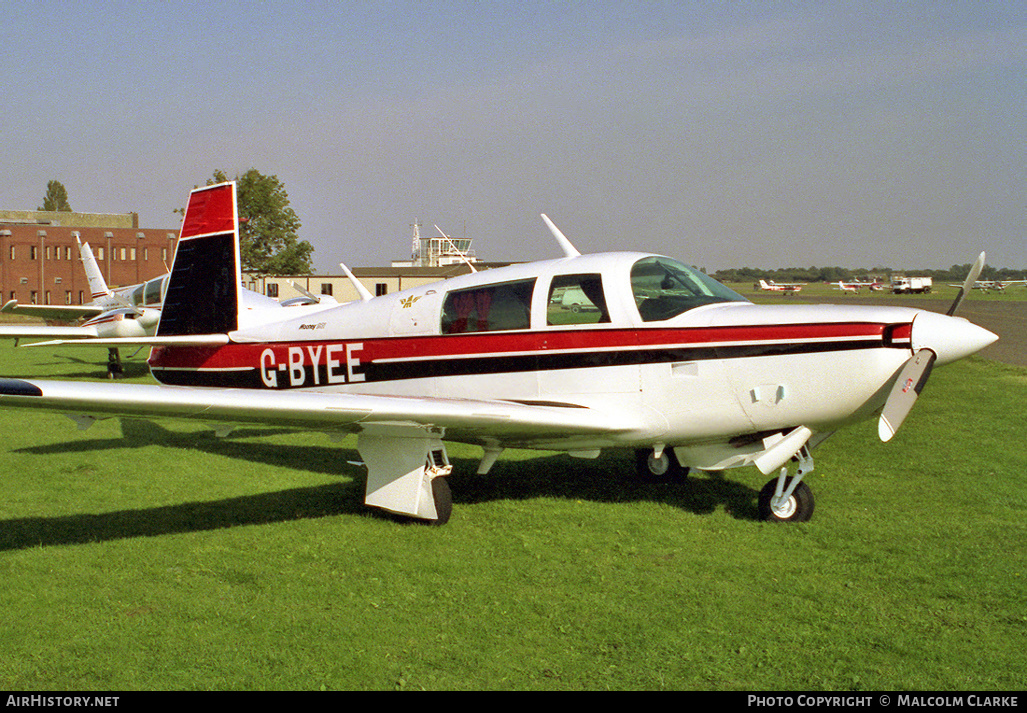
[{"xmin": 631, "ymin": 256, "xmax": 748, "ymax": 322}]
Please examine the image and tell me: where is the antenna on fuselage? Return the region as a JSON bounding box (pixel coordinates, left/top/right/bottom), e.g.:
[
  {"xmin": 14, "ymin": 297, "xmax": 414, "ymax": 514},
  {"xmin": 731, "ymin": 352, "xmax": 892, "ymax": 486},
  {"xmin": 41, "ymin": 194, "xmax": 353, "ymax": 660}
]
[
  {"xmin": 339, "ymin": 262, "xmax": 373, "ymax": 301},
  {"xmin": 540, "ymin": 214, "xmax": 580, "ymax": 258}
]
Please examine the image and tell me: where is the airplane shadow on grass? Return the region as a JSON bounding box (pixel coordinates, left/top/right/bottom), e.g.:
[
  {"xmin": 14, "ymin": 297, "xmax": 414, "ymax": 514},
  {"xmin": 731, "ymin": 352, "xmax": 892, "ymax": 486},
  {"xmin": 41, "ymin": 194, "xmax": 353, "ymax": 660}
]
[
  {"xmin": 1, "ymin": 419, "xmax": 761, "ymax": 551},
  {"xmin": 2, "ymin": 351, "xmax": 154, "ymax": 381}
]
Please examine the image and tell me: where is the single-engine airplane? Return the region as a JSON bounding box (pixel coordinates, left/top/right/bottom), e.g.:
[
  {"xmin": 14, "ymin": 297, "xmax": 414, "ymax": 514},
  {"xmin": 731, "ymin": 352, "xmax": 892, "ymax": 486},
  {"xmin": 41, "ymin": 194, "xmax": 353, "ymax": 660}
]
[
  {"xmin": 755, "ymin": 279, "xmax": 804, "ymax": 294},
  {"xmin": 948, "ymin": 279, "xmax": 1027, "ymax": 293},
  {"xmin": 834, "ymin": 279, "xmax": 884, "ymax": 292},
  {"xmin": 0, "ymin": 182, "xmax": 998, "ymax": 524}
]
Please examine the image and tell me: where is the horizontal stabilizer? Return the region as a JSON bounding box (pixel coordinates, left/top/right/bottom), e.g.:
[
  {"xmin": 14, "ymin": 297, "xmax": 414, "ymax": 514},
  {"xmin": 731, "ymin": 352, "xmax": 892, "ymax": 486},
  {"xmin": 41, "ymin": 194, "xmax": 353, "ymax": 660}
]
[
  {"xmin": 0, "ymin": 325, "xmax": 100, "ymax": 340},
  {"xmin": 0, "ymin": 301, "xmax": 104, "ymax": 322},
  {"xmin": 19, "ymin": 334, "xmax": 230, "ymax": 349}
]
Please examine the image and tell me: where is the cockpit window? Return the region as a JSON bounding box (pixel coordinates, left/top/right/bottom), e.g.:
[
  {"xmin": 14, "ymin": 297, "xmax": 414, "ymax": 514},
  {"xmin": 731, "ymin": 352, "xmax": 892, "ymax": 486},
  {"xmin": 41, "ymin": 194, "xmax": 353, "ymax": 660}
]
[
  {"xmin": 441, "ymin": 278, "xmax": 536, "ymax": 334},
  {"xmin": 631, "ymin": 257, "xmax": 747, "ymax": 322}
]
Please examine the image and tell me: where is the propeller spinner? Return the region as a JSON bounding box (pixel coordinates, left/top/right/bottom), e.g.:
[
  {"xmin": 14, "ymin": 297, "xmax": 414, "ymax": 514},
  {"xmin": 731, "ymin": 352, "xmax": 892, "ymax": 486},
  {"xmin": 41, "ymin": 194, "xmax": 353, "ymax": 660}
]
[{"xmin": 877, "ymin": 252, "xmax": 996, "ymax": 442}]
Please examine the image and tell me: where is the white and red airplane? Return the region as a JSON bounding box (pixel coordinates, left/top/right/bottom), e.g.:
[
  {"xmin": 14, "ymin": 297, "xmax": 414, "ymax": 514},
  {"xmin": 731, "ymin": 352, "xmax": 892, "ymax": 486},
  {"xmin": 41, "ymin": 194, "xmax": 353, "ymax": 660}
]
[
  {"xmin": 0, "ymin": 182, "xmax": 997, "ymax": 525},
  {"xmin": 0, "ymin": 236, "xmax": 168, "ymax": 343},
  {"xmin": 949, "ymin": 279, "xmax": 1027, "ymax": 293},
  {"xmin": 755, "ymin": 279, "xmax": 804, "ymax": 294},
  {"xmin": 1, "ymin": 233, "xmax": 335, "ymax": 375},
  {"xmin": 834, "ymin": 279, "xmax": 884, "ymax": 292}
]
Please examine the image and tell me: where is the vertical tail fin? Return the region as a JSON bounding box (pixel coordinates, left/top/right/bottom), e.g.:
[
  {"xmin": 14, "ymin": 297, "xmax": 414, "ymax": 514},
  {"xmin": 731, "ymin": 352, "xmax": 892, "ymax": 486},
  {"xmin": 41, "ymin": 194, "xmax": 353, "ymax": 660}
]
[
  {"xmin": 157, "ymin": 182, "xmax": 242, "ymax": 336},
  {"xmin": 75, "ymin": 233, "xmax": 113, "ymax": 305}
]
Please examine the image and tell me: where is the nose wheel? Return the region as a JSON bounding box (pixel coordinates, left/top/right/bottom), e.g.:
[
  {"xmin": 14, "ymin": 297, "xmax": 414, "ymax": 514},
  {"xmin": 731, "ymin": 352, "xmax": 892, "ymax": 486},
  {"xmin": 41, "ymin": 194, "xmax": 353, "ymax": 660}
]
[{"xmin": 757, "ymin": 447, "xmax": 815, "ymax": 522}]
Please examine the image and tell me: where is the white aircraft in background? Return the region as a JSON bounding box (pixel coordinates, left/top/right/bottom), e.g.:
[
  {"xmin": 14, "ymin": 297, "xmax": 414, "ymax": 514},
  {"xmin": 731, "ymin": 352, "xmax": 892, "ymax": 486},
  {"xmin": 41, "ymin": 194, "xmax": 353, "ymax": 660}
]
[
  {"xmin": 0, "ymin": 236, "xmax": 167, "ymax": 342},
  {"xmin": 948, "ymin": 279, "xmax": 1027, "ymax": 293},
  {"xmin": 0, "ymin": 183, "xmax": 997, "ymax": 525},
  {"xmin": 834, "ymin": 279, "xmax": 884, "ymax": 292},
  {"xmin": 0, "ymin": 236, "xmax": 169, "ymax": 376},
  {"xmin": 1, "ymin": 235, "xmax": 336, "ymax": 376},
  {"xmin": 755, "ymin": 279, "xmax": 804, "ymax": 294}
]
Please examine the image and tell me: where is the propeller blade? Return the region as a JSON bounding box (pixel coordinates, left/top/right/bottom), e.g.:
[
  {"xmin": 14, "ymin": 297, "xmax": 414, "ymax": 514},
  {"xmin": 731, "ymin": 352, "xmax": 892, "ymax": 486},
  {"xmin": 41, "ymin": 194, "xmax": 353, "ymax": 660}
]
[
  {"xmin": 879, "ymin": 349, "xmax": 936, "ymax": 442},
  {"xmin": 947, "ymin": 251, "xmax": 986, "ymax": 316}
]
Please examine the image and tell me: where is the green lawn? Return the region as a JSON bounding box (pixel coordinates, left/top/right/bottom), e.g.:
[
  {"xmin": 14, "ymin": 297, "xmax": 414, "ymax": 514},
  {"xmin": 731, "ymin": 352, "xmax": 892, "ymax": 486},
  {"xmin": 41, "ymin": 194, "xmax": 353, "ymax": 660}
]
[{"xmin": 0, "ymin": 344, "xmax": 1023, "ymax": 690}]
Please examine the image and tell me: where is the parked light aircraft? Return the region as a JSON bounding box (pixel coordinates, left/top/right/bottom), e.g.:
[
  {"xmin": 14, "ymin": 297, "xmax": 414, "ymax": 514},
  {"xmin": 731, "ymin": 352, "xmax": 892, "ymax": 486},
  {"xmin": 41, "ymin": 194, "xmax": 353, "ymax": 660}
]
[
  {"xmin": 0, "ymin": 236, "xmax": 169, "ymax": 376},
  {"xmin": 948, "ymin": 279, "xmax": 1027, "ymax": 293},
  {"xmin": 0, "ymin": 183, "xmax": 998, "ymax": 525},
  {"xmin": 834, "ymin": 280, "xmax": 883, "ymax": 292},
  {"xmin": 1, "ymin": 233, "xmax": 335, "ymax": 376},
  {"xmin": 755, "ymin": 279, "xmax": 803, "ymax": 293},
  {"xmin": 0, "ymin": 235, "xmax": 167, "ymax": 342}
]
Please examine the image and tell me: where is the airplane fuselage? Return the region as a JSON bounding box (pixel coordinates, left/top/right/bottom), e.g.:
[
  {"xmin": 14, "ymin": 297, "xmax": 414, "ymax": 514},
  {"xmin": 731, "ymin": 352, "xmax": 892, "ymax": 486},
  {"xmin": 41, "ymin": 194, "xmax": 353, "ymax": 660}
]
[{"xmin": 146, "ymin": 252, "xmax": 965, "ymax": 468}]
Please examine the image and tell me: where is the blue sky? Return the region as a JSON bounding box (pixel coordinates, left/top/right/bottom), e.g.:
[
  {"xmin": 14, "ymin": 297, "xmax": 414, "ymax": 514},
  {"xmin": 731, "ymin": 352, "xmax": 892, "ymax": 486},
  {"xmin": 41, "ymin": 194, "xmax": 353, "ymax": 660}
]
[{"xmin": 2, "ymin": 1, "xmax": 1024, "ymax": 273}]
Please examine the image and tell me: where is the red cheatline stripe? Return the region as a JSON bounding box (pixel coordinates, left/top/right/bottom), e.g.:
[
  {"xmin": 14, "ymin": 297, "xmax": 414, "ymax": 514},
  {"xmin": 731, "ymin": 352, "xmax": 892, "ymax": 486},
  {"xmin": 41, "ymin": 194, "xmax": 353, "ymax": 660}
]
[{"xmin": 149, "ymin": 322, "xmax": 898, "ymax": 371}]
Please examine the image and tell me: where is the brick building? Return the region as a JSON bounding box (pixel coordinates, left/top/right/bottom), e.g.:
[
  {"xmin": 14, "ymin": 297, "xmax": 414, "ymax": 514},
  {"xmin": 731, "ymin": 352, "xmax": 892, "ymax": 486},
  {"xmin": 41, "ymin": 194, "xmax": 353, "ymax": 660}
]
[{"xmin": 0, "ymin": 210, "xmax": 178, "ymax": 306}]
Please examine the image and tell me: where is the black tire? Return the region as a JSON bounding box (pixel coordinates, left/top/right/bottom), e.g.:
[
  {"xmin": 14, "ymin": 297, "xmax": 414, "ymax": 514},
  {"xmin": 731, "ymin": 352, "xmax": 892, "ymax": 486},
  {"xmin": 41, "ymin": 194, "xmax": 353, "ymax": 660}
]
[
  {"xmin": 428, "ymin": 477, "xmax": 452, "ymax": 526},
  {"xmin": 758, "ymin": 477, "xmax": 814, "ymax": 522},
  {"xmin": 635, "ymin": 448, "xmax": 688, "ymax": 481}
]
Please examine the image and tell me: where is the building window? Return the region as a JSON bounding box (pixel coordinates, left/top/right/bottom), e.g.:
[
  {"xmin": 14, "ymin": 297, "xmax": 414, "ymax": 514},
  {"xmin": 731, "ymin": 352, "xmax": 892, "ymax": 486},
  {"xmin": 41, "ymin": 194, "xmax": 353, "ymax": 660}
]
[
  {"xmin": 130, "ymin": 247, "xmax": 136, "ymax": 261},
  {"xmin": 97, "ymin": 248, "xmax": 104, "ymax": 260},
  {"xmin": 321, "ymin": 284, "xmax": 333, "ymax": 296},
  {"xmin": 267, "ymin": 283, "xmax": 279, "ymax": 298},
  {"xmin": 30, "ymin": 246, "xmax": 37, "ymax": 260},
  {"xmin": 9, "ymin": 246, "xmax": 14, "ymax": 260},
  {"xmin": 375, "ymin": 283, "xmax": 388, "ymax": 296},
  {"xmin": 30, "ymin": 291, "xmax": 37, "ymax": 304},
  {"xmin": 65, "ymin": 291, "xmax": 72, "ymax": 304}
]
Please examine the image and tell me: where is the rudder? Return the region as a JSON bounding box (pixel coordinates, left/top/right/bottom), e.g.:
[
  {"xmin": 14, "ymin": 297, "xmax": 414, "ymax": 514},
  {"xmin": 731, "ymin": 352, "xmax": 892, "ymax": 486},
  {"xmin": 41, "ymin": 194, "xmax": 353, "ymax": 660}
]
[{"xmin": 157, "ymin": 182, "xmax": 242, "ymax": 336}]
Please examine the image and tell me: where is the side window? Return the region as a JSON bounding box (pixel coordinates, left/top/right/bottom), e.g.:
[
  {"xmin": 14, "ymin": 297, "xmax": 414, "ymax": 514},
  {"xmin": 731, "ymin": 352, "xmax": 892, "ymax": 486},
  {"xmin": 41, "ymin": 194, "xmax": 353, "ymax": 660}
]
[
  {"xmin": 441, "ymin": 279, "xmax": 536, "ymax": 334},
  {"xmin": 546, "ymin": 273, "xmax": 610, "ymax": 325}
]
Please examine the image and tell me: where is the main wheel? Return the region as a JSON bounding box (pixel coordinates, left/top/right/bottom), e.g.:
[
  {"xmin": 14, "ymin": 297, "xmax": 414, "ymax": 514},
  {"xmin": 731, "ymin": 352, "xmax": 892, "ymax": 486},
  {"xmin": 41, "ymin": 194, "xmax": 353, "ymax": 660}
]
[
  {"xmin": 635, "ymin": 448, "xmax": 688, "ymax": 481},
  {"xmin": 758, "ymin": 477, "xmax": 814, "ymax": 522}
]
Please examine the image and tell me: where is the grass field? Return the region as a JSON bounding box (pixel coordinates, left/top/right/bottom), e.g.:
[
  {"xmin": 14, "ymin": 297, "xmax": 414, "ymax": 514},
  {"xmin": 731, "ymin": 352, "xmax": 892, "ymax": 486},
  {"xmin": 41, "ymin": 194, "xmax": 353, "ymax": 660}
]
[{"xmin": 0, "ymin": 344, "xmax": 1024, "ymax": 690}]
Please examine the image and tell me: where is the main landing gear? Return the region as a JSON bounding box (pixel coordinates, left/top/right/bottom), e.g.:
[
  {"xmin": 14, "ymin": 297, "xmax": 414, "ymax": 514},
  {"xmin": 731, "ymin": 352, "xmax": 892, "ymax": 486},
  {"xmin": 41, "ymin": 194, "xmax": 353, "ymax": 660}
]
[
  {"xmin": 635, "ymin": 446, "xmax": 689, "ymax": 481},
  {"xmin": 757, "ymin": 446, "xmax": 815, "ymax": 522},
  {"xmin": 106, "ymin": 348, "xmax": 124, "ymax": 379}
]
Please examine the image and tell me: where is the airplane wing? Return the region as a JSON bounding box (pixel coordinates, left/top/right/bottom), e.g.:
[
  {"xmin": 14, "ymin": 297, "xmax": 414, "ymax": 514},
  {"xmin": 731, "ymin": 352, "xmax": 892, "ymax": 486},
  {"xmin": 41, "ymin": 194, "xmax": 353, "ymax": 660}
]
[
  {"xmin": 0, "ymin": 378, "xmax": 642, "ymax": 447},
  {"xmin": 1, "ymin": 300, "xmax": 104, "ymax": 321}
]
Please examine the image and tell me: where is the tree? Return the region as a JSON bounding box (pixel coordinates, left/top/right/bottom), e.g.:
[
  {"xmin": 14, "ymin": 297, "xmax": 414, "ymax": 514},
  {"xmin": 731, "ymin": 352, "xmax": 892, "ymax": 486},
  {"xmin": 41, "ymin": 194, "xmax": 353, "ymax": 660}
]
[
  {"xmin": 204, "ymin": 169, "xmax": 314, "ymax": 275},
  {"xmin": 39, "ymin": 180, "xmax": 72, "ymax": 211}
]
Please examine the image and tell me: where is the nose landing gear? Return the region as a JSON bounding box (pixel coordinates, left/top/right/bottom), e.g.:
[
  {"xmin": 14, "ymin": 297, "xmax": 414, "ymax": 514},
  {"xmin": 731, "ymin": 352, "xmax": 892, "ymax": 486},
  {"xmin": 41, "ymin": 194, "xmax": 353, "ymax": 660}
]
[{"xmin": 758, "ymin": 447, "xmax": 815, "ymax": 522}]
